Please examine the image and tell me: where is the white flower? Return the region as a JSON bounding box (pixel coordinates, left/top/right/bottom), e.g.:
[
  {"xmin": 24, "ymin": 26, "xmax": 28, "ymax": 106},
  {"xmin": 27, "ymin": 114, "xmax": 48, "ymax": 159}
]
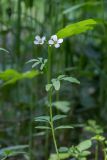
[
  {"xmin": 48, "ymin": 35, "xmax": 63, "ymax": 48},
  {"xmin": 34, "ymin": 35, "xmax": 46, "ymax": 45}
]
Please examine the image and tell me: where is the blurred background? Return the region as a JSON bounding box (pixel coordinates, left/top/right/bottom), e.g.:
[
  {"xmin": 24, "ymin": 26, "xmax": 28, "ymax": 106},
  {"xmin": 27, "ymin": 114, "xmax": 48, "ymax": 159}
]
[{"xmin": 0, "ymin": 0, "xmax": 107, "ymax": 159}]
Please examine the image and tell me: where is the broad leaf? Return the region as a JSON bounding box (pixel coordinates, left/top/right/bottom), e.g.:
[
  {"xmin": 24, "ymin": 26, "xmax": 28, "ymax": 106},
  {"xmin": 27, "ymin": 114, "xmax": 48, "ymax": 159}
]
[
  {"xmin": 77, "ymin": 140, "xmax": 92, "ymax": 152},
  {"xmin": 62, "ymin": 76, "xmax": 80, "ymax": 84},
  {"xmin": 59, "ymin": 147, "xmax": 69, "ymax": 153},
  {"xmin": 57, "ymin": 19, "xmax": 97, "ymax": 38},
  {"xmin": 0, "ymin": 69, "xmax": 39, "ymax": 86},
  {"xmin": 45, "ymin": 84, "xmax": 53, "ymax": 91},
  {"xmin": 49, "ymin": 153, "xmax": 69, "ymax": 160},
  {"xmin": 52, "ymin": 79, "xmax": 60, "ymax": 91},
  {"xmin": 52, "ymin": 101, "xmax": 70, "ymax": 113}
]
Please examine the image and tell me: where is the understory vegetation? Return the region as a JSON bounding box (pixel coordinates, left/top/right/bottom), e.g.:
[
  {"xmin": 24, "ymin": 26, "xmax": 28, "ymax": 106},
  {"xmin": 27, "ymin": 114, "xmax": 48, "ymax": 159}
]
[{"xmin": 0, "ymin": 0, "xmax": 107, "ymax": 160}]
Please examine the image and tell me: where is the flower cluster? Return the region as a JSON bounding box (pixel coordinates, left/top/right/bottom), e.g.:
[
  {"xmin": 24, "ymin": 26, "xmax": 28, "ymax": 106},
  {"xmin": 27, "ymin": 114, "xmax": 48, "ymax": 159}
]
[{"xmin": 34, "ymin": 35, "xmax": 63, "ymax": 48}]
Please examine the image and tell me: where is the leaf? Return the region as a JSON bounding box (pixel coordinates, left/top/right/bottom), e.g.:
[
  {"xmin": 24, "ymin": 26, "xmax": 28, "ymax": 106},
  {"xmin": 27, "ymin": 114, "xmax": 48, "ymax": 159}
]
[
  {"xmin": 63, "ymin": 2, "xmax": 101, "ymax": 14},
  {"xmin": 77, "ymin": 140, "xmax": 92, "ymax": 152},
  {"xmin": 49, "ymin": 153, "xmax": 69, "ymax": 160},
  {"xmin": 35, "ymin": 116, "xmax": 50, "ymax": 123},
  {"xmin": 0, "ymin": 69, "xmax": 39, "ymax": 86},
  {"xmin": 59, "ymin": 147, "xmax": 69, "ymax": 153},
  {"xmin": 52, "ymin": 101, "xmax": 70, "ymax": 113},
  {"xmin": 26, "ymin": 59, "xmax": 39, "ymax": 63},
  {"xmin": 62, "ymin": 76, "xmax": 80, "ymax": 84},
  {"xmin": 52, "ymin": 115, "xmax": 67, "ymax": 122},
  {"xmin": 57, "ymin": 19, "xmax": 97, "ymax": 39},
  {"xmin": 35, "ymin": 126, "xmax": 51, "ymax": 130},
  {"xmin": 52, "ymin": 79, "xmax": 60, "ymax": 91},
  {"xmin": 0, "ymin": 145, "xmax": 28, "ymax": 157},
  {"xmin": 32, "ymin": 61, "xmax": 40, "ymax": 68},
  {"xmin": 57, "ymin": 75, "xmax": 66, "ymax": 80},
  {"xmin": 80, "ymin": 151, "xmax": 91, "ymax": 156},
  {"xmin": 55, "ymin": 125, "xmax": 73, "ymax": 130},
  {"xmin": 0, "ymin": 48, "xmax": 9, "ymax": 53},
  {"xmin": 45, "ymin": 84, "xmax": 53, "ymax": 91}
]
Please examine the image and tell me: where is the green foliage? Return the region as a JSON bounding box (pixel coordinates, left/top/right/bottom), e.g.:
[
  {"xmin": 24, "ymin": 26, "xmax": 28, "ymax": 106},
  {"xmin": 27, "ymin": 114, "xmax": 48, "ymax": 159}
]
[
  {"xmin": 0, "ymin": 69, "xmax": 39, "ymax": 85},
  {"xmin": 57, "ymin": 19, "xmax": 97, "ymax": 38},
  {"xmin": 49, "ymin": 139, "xmax": 92, "ymax": 160},
  {"xmin": 52, "ymin": 101, "xmax": 70, "ymax": 113},
  {"xmin": 0, "ymin": 48, "xmax": 9, "ymax": 53},
  {"xmin": 84, "ymin": 120, "xmax": 104, "ymax": 135},
  {"xmin": 55, "ymin": 125, "xmax": 73, "ymax": 130},
  {"xmin": 46, "ymin": 75, "xmax": 80, "ymax": 91},
  {"xmin": 26, "ymin": 57, "xmax": 47, "ymax": 70},
  {"xmin": 0, "ymin": 145, "xmax": 28, "ymax": 159},
  {"xmin": 69, "ymin": 140, "xmax": 92, "ymax": 160}
]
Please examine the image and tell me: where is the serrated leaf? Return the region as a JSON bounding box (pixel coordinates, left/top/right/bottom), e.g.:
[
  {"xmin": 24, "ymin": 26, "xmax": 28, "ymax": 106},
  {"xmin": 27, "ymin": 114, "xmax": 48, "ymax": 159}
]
[
  {"xmin": 52, "ymin": 115, "xmax": 67, "ymax": 122},
  {"xmin": 62, "ymin": 76, "xmax": 80, "ymax": 84},
  {"xmin": 45, "ymin": 84, "xmax": 53, "ymax": 91},
  {"xmin": 52, "ymin": 79, "xmax": 60, "ymax": 91},
  {"xmin": 57, "ymin": 19, "xmax": 97, "ymax": 38},
  {"xmin": 55, "ymin": 125, "xmax": 73, "ymax": 130},
  {"xmin": 35, "ymin": 126, "xmax": 51, "ymax": 130},
  {"xmin": 77, "ymin": 140, "xmax": 92, "ymax": 152}
]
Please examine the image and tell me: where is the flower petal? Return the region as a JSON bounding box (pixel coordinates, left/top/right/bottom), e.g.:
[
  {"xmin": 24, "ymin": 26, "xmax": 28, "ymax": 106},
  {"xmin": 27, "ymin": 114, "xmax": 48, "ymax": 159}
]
[
  {"xmin": 34, "ymin": 40, "xmax": 39, "ymax": 44},
  {"xmin": 35, "ymin": 35, "xmax": 40, "ymax": 40},
  {"xmin": 58, "ymin": 38, "xmax": 63, "ymax": 44},
  {"xmin": 42, "ymin": 36, "xmax": 46, "ymax": 41},
  {"xmin": 51, "ymin": 35, "xmax": 57, "ymax": 41},
  {"xmin": 55, "ymin": 43, "xmax": 60, "ymax": 48},
  {"xmin": 48, "ymin": 40, "xmax": 54, "ymax": 45}
]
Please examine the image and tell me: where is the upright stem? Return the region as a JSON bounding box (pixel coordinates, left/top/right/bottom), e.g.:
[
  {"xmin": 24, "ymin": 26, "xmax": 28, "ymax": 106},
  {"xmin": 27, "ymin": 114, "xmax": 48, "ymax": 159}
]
[
  {"xmin": 47, "ymin": 46, "xmax": 60, "ymax": 159},
  {"xmin": 95, "ymin": 142, "xmax": 98, "ymax": 160}
]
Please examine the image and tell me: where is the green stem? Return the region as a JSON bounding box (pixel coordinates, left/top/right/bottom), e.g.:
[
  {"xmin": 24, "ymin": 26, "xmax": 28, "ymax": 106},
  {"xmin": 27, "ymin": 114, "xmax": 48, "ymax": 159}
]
[
  {"xmin": 47, "ymin": 46, "xmax": 60, "ymax": 160},
  {"xmin": 49, "ymin": 89, "xmax": 60, "ymax": 160},
  {"xmin": 95, "ymin": 142, "xmax": 98, "ymax": 160}
]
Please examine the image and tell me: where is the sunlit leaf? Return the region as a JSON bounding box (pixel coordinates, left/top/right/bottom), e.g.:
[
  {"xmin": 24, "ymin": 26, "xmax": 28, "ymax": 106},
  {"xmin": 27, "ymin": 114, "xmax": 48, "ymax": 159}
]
[
  {"xmin": 0, "ymin": 69, "xmax": 39, "ymax": 86},
  {"xmin": 77, "ymin": 140, "xmax": 92, "ymax": 152},
  {"xmin": 57, "ymin": 19, "xmax": 97, "ymax": 38}
]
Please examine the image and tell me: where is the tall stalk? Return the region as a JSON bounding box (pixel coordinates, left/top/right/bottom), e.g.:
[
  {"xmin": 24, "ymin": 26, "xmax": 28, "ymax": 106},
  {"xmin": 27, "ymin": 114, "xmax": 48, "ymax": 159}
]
[{"xmin": 47, "ymin": 46, "xmax": 60, "ymax": 160}]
